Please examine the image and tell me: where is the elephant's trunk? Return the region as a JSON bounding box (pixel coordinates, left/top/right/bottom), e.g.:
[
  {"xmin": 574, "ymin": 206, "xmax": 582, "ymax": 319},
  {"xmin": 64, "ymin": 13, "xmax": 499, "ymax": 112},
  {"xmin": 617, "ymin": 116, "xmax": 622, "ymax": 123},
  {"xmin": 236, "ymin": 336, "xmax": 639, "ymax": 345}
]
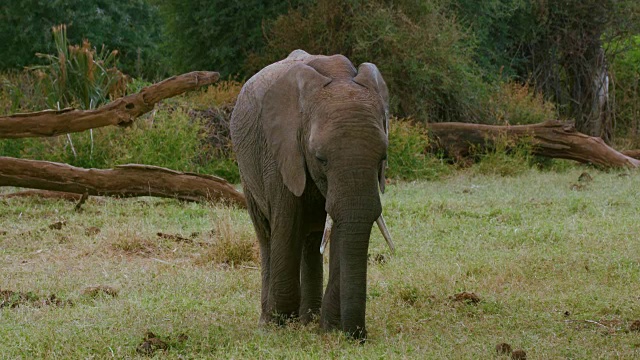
[
  {"xmin": 325, "ymin": 167, "xmax": 381, "ymax": 339},
  {"xmin": 336, "ymin": 219, "xmax": 373, "ymax": 338}
]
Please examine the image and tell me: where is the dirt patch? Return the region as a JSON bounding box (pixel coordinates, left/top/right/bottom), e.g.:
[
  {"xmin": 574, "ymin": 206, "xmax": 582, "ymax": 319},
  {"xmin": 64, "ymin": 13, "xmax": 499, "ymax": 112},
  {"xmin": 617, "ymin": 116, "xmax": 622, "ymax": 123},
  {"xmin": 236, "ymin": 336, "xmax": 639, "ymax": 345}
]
[
  {"xmin": 511, "ymin": 349, "xmax": 527, "ymax": 359},
  {"xmin": 82, "ymin": 285, "xmax": 118, "ymax": 298},
  {"xmin": 578, "ymin": 172, "xmax": 593, "ymax": 182},
  {"xmin": 48, "ymin": 221, "xmax": 66, "ymax": 230},
  {"xmin": 368, "ymin": 253, "xmax": 388, "ymax": 265},
  {"xmin": 496, "ymin": 342, "xmax": 512, "ymax": 355},
  {"xmin": 1, "ymin": 289, "xmax": 71, "ymax": 308},
  {"xmin": 450, "ymin": 292, "xmax": 481, "ymax": 304},
  {"xmin": 136, "ymin": 331, "xmax": 168, "ymax": 356},
  {"xmin": 136, "ymin": 331, "xmax": 188, "ymax": 356},
  {"xmin": 85, "ymin": 226, "xmax": 101, "ymax": 236},
  {"xmin": 109, "ymin": 235, "xmax": 163, "ymax": 255},
  {"xmin": 629, "ymin": 320, "xmax": 640, "ymax": 332},
  {"xmin": 157, "ymin": 232, "xmax": 209, "ymax": 246}
]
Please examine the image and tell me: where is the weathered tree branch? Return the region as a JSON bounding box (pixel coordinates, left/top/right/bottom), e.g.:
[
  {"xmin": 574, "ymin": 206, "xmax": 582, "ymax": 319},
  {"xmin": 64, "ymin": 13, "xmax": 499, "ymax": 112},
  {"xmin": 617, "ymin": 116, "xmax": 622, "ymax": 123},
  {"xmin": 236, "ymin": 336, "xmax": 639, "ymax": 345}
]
[
  {"xmin": 0, "ymin": 71, "xmax": 220, "ymax": 138},
  {"xmin": 0, "ymin": 157, "xmax": 246, "ymax": 207},
  {"xmin": 426, "ymin": 120, "xmax": 640, "ymax": 168}
]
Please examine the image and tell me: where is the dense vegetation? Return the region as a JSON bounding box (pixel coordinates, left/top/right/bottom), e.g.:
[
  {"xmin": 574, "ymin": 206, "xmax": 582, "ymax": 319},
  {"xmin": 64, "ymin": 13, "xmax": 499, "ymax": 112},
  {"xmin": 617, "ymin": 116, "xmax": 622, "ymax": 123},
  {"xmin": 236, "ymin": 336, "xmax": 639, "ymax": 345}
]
[{"xmin": 1, "ymin": 0, "xmax": 639, "ymax": 179}]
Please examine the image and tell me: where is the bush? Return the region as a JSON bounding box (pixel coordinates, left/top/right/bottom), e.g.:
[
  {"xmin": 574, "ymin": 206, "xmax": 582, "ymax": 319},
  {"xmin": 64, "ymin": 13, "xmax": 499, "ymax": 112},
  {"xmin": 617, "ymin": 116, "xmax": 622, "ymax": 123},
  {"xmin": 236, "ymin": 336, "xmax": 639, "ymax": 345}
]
[
  {"xmin": 485, "ymin": 81, "xmax": 557, "ymax": 125},
  {"xmin": 471, "ymin": 135, "xmax": 533, "ymax": 177},
  {"xmin": 387, "ymin": 118, "xmax": 451, "ymax": 181},
  {"xmin": 254, "ymin": 0, "xmax": 488, "ymax": 122}
]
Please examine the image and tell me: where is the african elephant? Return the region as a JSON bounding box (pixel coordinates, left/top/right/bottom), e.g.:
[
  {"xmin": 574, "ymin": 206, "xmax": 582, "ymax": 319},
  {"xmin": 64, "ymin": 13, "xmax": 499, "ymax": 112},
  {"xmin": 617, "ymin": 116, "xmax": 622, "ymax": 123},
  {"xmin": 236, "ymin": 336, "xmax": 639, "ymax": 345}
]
[{"xmin": 230, "ymin": 50, "xmax": 394, "ymax": 339}]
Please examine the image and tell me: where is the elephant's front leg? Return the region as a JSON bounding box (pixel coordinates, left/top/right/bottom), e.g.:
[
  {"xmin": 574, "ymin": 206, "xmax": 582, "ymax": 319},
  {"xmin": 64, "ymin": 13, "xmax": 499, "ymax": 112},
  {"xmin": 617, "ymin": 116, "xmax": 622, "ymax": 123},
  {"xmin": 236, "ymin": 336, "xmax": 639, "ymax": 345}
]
[
  {"xmin": 268, "ymin": 202, "xmax": 304, "ymax": 323},
  {"xmin": 321, "ymin": 232, "xmax": 341, "ymax": 331},
  {"xmin": 299, "ymin": 231, "xmax": 323, "ymax": 323}
]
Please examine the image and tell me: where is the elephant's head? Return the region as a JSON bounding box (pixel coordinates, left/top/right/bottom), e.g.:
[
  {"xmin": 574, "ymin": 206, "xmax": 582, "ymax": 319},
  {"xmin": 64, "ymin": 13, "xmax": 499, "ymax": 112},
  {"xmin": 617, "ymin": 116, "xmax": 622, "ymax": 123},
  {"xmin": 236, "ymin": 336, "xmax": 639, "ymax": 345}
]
[{"xmin": 261, "ymin": 55, "xmax": 394, "ymax": 338}]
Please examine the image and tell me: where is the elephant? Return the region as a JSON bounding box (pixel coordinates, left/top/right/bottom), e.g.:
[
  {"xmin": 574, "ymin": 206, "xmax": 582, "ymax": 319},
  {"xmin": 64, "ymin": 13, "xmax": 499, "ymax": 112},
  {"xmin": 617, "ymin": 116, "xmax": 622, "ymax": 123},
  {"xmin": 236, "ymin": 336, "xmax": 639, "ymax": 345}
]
[{"xmin": 230, "ymin": 50, "xmax": 394, "ymax": 339}]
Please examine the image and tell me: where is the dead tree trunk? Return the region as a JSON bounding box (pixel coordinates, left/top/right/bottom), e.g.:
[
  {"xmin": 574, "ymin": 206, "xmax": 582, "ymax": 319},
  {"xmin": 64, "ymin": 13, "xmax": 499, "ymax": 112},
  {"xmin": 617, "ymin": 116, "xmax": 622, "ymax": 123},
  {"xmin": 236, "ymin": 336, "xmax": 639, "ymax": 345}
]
[
  {"xmin": 0, "ymin": 71, "xmax": 220, "ymax": 138},
  {"xmin": 426, "ymin": 120, "xmax": 640, "ymax": 168},
  {"xmin": 0, "ymin": 157, "xmax": 246, "ymax": 207}
]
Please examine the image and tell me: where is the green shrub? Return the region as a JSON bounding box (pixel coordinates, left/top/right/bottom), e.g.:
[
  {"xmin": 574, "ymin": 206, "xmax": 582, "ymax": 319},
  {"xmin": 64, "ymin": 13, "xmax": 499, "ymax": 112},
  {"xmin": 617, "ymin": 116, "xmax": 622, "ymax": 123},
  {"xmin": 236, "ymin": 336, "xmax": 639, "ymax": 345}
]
[
  {"xmin": 387, "ymin": 118, "xmax": 451, "ymax": 181},
  {"xmin": 471, "ymin": 135, "xmax": 533, "ymax": 177},
  {"xmin": 255, "ymin": 0, "xmax": 487, "ymax": 122},
  {"xmin": 486, "ymin": 81, "xmax": 557, "ymax": 125}
]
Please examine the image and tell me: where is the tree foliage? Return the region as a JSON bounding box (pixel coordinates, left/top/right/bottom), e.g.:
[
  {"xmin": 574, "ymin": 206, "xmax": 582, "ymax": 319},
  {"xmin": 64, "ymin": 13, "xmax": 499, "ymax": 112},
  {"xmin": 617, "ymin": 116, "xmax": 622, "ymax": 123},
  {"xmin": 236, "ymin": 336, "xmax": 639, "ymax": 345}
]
[
  {"xmin": 454, "ymin": 0, "xmax": 640, "ymax": 141},
  {"xmin": 155, "ymin": 0, "xmax": 307, "ymax": 77},
  {"xmin": 0, "ymin": 0, "xmax": 163, "ymax": 79},
  {"xmin": 253, "ymin": 0, "xmax": 487, "ymax": 122}
]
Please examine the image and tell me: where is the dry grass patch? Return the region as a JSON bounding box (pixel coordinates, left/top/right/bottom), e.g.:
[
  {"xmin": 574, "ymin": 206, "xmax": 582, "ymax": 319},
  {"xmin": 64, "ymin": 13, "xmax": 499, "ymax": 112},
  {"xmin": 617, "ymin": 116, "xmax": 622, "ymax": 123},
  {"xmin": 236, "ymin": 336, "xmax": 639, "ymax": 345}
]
[
  {"xmin": 108, "ymin": 230, "xmax": 163, "ymax": 255},
  {"xmin": 194, "ymin": 213, "xmax": 258, "ymax": 266}
]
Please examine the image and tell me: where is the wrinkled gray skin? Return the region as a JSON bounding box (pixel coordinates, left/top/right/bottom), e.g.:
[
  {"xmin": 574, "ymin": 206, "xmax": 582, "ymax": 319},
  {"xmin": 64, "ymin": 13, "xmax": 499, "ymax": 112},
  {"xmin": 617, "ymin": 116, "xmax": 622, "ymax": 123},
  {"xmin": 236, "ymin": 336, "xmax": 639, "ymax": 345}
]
[{"xmin": 230, "ymin": 50, "xmax": 389, "ymax": 339}]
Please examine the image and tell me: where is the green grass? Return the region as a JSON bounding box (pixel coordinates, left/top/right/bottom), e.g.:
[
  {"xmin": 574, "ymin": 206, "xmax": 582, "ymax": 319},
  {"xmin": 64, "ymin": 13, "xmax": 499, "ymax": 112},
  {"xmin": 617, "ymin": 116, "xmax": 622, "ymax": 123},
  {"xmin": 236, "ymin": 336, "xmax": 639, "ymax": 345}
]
[{"xmin": 2, "ymin": 168, "xmax": 640, "ymax": 358}]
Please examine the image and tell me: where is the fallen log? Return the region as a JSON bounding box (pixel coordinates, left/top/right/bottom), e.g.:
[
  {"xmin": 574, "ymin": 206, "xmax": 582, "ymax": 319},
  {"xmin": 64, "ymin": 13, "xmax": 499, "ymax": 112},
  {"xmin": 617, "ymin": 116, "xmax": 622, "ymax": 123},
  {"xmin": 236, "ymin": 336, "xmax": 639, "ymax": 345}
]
[
  {"xmin": 0, "ymin": 190, "xmax": 84, "ymax": 201},
  {"xmin": 426, "ymin": 120, "xmax": 640, "ymax": 168},
  {"xmin": 0, "ymin": 71, "xmax": 220, "ymax": 138},
  {"xmin": 0, "ymin": 157, "xmax": 246, "ymax": 207},
  {"xmin": 622, "ymin": 149, "xmax": 640, "ymax": 160}
]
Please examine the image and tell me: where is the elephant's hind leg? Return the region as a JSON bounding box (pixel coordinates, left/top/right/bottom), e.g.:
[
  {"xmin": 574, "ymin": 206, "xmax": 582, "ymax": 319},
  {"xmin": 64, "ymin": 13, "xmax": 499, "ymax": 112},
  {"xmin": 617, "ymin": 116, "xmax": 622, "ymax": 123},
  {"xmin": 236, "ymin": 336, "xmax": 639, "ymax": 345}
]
[
  {"xmin": 299, "ymin": 231, "xmax": 323, "ymax": 324},
  {"xmin": 244, "ymin": 191, "xmax": 272, "ymax": 325},
  {"xmin": 268, "ymin": 195, "xmax": 305, "ymax": 323}
]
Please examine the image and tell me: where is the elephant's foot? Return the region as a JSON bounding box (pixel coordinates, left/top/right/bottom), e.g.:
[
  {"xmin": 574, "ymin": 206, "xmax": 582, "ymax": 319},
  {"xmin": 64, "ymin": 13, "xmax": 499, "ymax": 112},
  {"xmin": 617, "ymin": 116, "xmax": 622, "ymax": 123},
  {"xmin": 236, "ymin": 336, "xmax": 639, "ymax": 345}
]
[
  {"xmin": 319, "ymin": 317, "xmax": 367, "ymax": 343},
  {"xmin": 299, "ymin": 307, "xmax": 320, "ymax": 325},
  {"xmin": 260, "ymin": 309, "xmax": 299, "ymax": 327}
]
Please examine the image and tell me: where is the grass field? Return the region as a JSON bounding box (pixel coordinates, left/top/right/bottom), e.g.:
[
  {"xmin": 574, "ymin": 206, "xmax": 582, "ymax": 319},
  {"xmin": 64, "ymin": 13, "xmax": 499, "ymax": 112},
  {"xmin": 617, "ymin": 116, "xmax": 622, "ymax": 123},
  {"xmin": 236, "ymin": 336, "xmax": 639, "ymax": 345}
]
[{"xmin": 2, "ymin": 167, "xmax": 640, "ymax": 358}]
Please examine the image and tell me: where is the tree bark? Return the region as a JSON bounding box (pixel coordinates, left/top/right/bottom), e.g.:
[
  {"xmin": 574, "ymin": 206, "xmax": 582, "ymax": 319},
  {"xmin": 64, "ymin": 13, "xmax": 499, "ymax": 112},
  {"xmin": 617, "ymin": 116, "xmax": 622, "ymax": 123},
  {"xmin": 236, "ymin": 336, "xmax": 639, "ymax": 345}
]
[
  {"xmin": 426, "ymin": 120, "xmax": 640, "ymax": 168},
  {"xmin": 0, "ymin": 71, "xmax": 219, "ymax": 138},
  {"xmin": 0, "ymin": 157, "xmax": 246, "ymax": 207}
]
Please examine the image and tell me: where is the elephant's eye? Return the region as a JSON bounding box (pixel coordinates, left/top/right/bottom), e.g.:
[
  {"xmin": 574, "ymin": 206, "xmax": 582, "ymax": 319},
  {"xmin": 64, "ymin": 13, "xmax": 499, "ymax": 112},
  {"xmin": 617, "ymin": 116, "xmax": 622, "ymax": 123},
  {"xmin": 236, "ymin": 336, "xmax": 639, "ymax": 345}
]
[{"xmin": 315, "ymin": 154, "xmax": 328, "ymax": 165}]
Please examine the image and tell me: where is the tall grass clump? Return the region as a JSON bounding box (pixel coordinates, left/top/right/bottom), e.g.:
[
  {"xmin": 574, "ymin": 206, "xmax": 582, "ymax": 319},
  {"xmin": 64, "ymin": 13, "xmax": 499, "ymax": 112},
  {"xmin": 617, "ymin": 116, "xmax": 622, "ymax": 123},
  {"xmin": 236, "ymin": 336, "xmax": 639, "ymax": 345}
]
[
  {"xmin": 29, "ymin": 24, "xmax": 128, "ymax": 111},
  {"xmin": 471, "ymin": 135, "xmax": 534, "ymax": 177},
  {"xmin": 387, "ymin": 119, "xmax": 451, "ymax": 181}
]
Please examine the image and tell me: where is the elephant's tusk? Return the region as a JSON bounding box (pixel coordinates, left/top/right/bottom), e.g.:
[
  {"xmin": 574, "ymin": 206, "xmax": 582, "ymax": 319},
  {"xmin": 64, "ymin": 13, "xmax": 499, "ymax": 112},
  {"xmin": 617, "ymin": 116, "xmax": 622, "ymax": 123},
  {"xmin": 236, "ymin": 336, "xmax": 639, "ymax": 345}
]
[
  {"xmin": 320, "ymin": 214, "xmax": 333, "ymax": 254},
  {"xmin": 376, "ymin": 214, "xmax": 396, "ymax": 254}
]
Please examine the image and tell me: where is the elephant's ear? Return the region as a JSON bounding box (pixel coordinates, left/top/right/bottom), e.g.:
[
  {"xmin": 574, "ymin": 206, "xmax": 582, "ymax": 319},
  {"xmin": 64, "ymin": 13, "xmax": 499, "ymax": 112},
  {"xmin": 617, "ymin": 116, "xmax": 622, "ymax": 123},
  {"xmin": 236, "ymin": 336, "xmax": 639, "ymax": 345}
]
[
  {"xmin": 261, "ymin": 64, "xmax": 331, "ymax": 197},
  {"xmin": 354, "ymin": 63, "xmax": 390, "ymax": 193}
]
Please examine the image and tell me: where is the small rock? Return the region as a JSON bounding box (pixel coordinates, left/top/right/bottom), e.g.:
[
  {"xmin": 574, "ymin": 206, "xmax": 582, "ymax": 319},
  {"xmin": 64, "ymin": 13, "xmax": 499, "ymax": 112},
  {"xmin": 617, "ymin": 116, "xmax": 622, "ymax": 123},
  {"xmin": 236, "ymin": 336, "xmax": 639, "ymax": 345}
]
[
  {"xmin": 496, "ymin": 342, "xmax": 512, "ymax": 355},
  {"xmin": 511, "ymin": 349, "xmax": 527, "ymax": 360}
]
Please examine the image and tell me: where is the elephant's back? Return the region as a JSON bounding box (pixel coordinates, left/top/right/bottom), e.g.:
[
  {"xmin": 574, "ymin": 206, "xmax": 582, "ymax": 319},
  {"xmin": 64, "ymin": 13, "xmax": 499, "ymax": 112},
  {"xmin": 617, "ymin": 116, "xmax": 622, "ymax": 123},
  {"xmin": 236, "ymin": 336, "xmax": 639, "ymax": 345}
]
[{"xmin": 239, "ymin": 50, "xmax": 313, "ymax": 102}]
